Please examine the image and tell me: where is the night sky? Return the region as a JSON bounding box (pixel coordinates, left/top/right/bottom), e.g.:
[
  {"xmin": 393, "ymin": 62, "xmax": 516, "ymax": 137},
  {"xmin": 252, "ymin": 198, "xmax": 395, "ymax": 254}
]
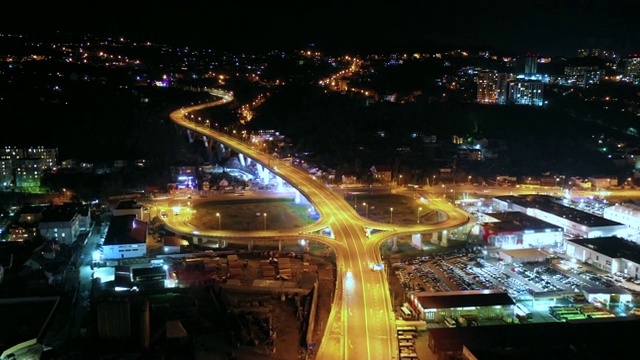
[{"xmin": 3, "ymin": 0, "xmax": 640, "ymax": 56}]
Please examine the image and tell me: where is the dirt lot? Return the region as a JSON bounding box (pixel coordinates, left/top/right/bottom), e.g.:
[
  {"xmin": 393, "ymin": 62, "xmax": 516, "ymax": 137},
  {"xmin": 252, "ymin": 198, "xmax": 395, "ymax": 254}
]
[{"xmin": 186, "ymin": 244, "xmax": 335, "ymax": 360}]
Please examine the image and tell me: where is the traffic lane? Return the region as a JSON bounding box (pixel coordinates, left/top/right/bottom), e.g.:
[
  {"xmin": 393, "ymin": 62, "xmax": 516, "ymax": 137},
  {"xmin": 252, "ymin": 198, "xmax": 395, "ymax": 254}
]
[{"xmin": 339, "ymin": 218, "xmax": 394, "ymax": 360}]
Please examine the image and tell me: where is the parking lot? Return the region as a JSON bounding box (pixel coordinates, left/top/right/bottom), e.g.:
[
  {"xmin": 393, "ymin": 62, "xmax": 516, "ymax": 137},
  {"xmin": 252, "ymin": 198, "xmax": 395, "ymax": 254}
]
[{"xmin": 391, "ymin": 245, "xmax": 640, "ymax": 327}]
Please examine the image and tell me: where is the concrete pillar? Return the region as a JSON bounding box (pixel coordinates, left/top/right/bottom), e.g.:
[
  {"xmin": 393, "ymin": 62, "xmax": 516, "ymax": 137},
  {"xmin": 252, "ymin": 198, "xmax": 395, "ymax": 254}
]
[
  {"xmin": 263, "ymin": 166, "xmax": 271, "ymax": 184},
  {"xmin": 248, "ymin": 239, "xmax": 253, "ymax": 251},
  {"xmin": 257, "ymin": 164, "xmax": 269, "ymax": 184},
  {"xmin": 278, "ymin": 239, "xmax": 282, "ymax": 251},
  {"xmin": 238, "ymin": 153, "xmax": 246, "ymax": 167},
  {"xmin": 441, "ymin": 230, "xmax": 448, "ymax": 247},
  {"xmin": 391, "ymin": 237, "xmax": 398, "ymax": 252},
  {"xmin": 411, "ymin": 233, "xmax": 422, "ymax": 250},
  {"xmin": 276, "ymin": 177, "xmax": 285, "ymax": 191},
  {"xmin": 217, "ymin": 143, "xmax": 226, "ymax": 163},
  {"xmin": 431, "ymin": 231, "xmax": 439, "ymax": 245}
]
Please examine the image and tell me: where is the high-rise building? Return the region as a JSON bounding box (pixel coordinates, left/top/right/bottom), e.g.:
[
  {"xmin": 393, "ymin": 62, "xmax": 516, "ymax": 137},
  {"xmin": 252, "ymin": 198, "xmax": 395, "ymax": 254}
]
[
  {"xmin": 577, "ymin": 49, "xmax": 615, "ymax": 59},
  {"xmin": 625, "ymin": 56, "xmax": 640, "ymax": 76},
  {"xmin": 524, "ymin": 55, "xmax": 538, "ymax": 74},
  {"xmin": 508, "ymin": 80, "xmax": 544, "ymax": 106},
  {"xmin": 476, "ymin": 72, "xmax": 508, "ymax": 104},
  {"xmin": 0, "ymin": 159, "xmax": 12, "ymax": 187},
  {"xmin": 0, "ymin": 146, "xmax": 58, "ymax": 189},
  {"xmin": 564, "ymin": 66, "xmax": 601, "ymax": 88}
]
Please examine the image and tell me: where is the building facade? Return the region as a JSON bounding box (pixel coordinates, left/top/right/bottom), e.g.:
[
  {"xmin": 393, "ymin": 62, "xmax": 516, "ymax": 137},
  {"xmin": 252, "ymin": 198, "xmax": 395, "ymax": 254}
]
[
  {"xmin": 0, "ymin": 146, "xmax": 58, "ymax": 189},
  {"xmin": 101, "ymin": 215, "xmax": 148, "ymax": 260},
  {"xmin": 476, "ymin": 72, "xmax": 508, "ymax": 104},
  {"xmin": 507, "ymin": 80, "xmax": 544, "ymax": 106}
]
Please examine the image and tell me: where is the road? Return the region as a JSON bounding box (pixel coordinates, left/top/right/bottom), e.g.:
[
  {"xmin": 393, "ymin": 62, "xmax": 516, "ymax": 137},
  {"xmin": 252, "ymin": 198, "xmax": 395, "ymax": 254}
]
[{"xmin": 167, "ymin": 93, "xmax": 471, "ymax": 360}]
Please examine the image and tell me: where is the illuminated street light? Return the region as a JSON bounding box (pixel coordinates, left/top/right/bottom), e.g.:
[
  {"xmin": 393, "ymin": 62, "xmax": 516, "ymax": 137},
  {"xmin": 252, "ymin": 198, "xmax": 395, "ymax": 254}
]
[
  {"xmin": 363, "ymin": 202, "xmax": 369, "ymax": 219},
  {"xmin": 216, "ymin": 213, "xmax": 221, "ymax": 230},
  {"xmin": 390, "ymin": 208, "xmax": 393, "ymax": 224},
  {"xmin": 263, "ymin": 213, "xmax": 267, "ymax": 230},
  {"xmin": 418, "ymin": 207, "xmax": 422, "ymax": 224}
]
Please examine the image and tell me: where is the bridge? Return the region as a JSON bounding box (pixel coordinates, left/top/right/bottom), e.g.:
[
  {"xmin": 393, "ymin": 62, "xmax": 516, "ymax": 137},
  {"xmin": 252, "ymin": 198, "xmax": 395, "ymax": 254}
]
[{"xmin": 167, "ymin": 90, "xmax": 471, "ymax": 360}]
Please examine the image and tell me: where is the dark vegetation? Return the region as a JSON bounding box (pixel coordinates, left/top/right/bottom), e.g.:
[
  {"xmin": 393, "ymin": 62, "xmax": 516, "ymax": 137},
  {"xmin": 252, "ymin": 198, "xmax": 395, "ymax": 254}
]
[{"xmin": 248, "ymin": 82, "xmax": 626, "ymax": 180}]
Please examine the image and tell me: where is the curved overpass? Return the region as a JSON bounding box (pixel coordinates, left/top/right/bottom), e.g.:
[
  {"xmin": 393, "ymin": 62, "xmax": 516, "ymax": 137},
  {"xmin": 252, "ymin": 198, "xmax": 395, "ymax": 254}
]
[{"xmin": 169, "ymin": 93, "xmax": 471, "ymax": 360}]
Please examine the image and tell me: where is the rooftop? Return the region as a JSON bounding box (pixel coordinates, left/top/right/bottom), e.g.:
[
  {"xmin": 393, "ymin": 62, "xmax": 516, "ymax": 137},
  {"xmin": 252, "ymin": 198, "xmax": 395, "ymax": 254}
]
[
  {"xmin": 103, "ymin": 214, "xmax": 147, "ymax": 246},
  {"xmin": 430, "ymin": 317, "xmax": 640, "ymax": 359},
  {"xmin": 414, "ymin": 289, "xmax": 514, "ymax": 309},
  {"xmin": 483, "ymin": 211, "xmax": 563, "ymax": 232},
  {"xmin": 568, "ymin": 236, "xmax": 640, "ymax": 264},
  {"xmin": 0, "ymin": 296, "xmax": 60, "ymax": 355},
  {"xmin": 493, "ymin": 195, "xmax": 623, "ymax": 228}
]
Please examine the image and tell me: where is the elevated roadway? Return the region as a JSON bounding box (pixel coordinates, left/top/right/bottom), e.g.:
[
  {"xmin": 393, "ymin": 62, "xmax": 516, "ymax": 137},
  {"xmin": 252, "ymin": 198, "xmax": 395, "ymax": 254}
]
[{"xmin": 168, "ymin": 93, "xmax": 471, "ymax": 360}]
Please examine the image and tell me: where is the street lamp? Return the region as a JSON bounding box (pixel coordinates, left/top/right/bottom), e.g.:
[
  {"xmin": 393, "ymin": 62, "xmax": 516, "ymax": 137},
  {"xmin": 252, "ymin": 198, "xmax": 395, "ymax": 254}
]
[
  {"xmin": 363, "ymin": 202, "xmax": 369, "ymax": 219},
  {"xmin": 418, "ymin": 207, "xmax": 422, "ymax": 224},
  {"xmin": 263, "ymin": 213, "xmax": 267, "ymax": 230},
  {"xmin": 216, "ymin": 213, "xmax": 221, "ymax": 230},
  {"xmin": 390, "ymin": 207, "xmax": 394, "ymax": 224}
]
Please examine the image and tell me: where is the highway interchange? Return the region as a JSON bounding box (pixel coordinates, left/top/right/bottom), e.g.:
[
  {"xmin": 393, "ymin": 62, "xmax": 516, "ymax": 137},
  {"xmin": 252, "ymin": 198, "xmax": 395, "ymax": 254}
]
[{"xmin": 165, "ymin": 92, "xmax": 471, "ymax": 360}]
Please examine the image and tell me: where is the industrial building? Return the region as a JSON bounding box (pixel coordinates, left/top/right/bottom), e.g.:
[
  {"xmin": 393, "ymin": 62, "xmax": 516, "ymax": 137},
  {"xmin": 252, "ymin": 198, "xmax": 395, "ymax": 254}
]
[
  {"xmin": 566, "ymin": 236, "xmax": 640, "ymax": 278},
  {"xmin": 478, "ymin": 211, "xmax": 563, "ymax": 249},
  {"xmin": 492, "ymin": 195, "xmax": 626, "ymax": 238},
  {"xmin": 430, "ymin": 317, "xmax": 640, "ymax": 360},
  {"xmin": 407, "ymin": 289, "xmax": 515, "ymax": 323},
  {"xmin": 603, "ymin": 202, "xmax": 640, "ymax": 232},
  {"xmin": 101, "ymin": 215, "xmax": 148, "ymax": 260}
]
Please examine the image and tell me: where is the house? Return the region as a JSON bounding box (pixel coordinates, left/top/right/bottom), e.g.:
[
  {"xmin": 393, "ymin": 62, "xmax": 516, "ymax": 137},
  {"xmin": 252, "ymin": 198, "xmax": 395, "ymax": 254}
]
[
  {"xmin": 9, "ymin": 225, "xmax": 37, "ymax": 242},
  {"xmin": 370, "ymin": 165, "xmax": 392, "ymax": 183},
  {"xmin": 38, "ymin": 204, "xmax": 86, "ymax": 245},
  {"xmin": 341, "ymin": 173, "xmax": 357, "ymax": 185}
]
